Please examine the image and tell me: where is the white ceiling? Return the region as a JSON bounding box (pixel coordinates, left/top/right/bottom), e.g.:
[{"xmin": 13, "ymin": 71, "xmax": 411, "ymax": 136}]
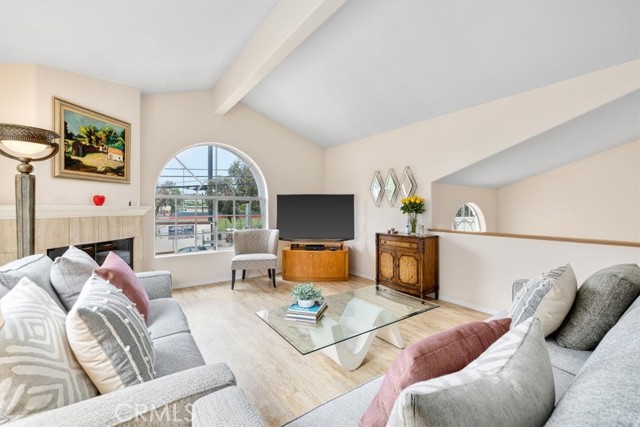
[
  {"xmin": 436, "ymin": 90, "xmax": 640, "ymax": 188},
  {"xmin": 0, "ymin": 0, "xmax": 277, "ymax": 94},
  {"xmin": 1, "ymin": 0, "xmax": 639, "ymax": 183}
]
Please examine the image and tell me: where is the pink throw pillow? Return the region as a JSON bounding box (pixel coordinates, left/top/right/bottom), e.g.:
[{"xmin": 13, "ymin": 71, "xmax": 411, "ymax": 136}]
[
  {"xmin": 359, "ymin": 318, "xmax": 511, "ymax": 427},
  {"xmin": 93, "ymin": 252, "xmax": 150, "ymax": 324}
]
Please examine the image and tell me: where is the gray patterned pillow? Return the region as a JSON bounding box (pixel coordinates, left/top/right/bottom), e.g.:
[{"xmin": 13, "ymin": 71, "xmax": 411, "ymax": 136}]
[
  {"xmin": 50, "ymin": 246, "xmax": 100, "ymax": 311},
  {"xmin": 388, "ymin": 317, "xmax": 555, "ymax": 427},
  {"xmin": 66, "ymin": 274, "xmax": 155, "ymax": 394},
  {"xmin": 509, "ymin": 264, "xmax": 577, "ymax": 337},
  {"xmin": 555, "ymin": 264, "xmax": 640, "ymax": 351},
  {"xmin": 0, "ymin": 253, "xmax": 65, "ymax": 311},
  {"xmin": 0, "ymin": 278, "xmax": 97, "ymax": 423}
]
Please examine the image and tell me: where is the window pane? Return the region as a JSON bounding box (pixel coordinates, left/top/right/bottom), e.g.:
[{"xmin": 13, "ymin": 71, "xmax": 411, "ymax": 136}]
[
  {"xmin": 154, "ymin": 145, "xmax": 266, "ymax": 255},
  {"xmin": 452, "ymin": 203, "xmax": 483, "ymax": 232}
]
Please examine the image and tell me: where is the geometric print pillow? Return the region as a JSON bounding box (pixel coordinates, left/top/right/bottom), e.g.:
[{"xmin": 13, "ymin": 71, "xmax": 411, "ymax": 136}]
[
  {"xmin": 509, "ymin": 264, "xmax": 577, "ymax": 337},
  {"xmin": 66, "ymin": 275, "xmax": 155, "ymax": 394},
  {"xmin": 388, "ymin": 317, "xmax": 555, "ymax": 427},
  {"xmin": 0, "ymin": 278, "xmax": 97, "ymax": 423}
]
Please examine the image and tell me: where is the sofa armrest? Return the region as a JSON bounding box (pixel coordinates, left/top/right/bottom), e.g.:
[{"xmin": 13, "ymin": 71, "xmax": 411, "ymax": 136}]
[
  {"xmin": 10, "ymin": 363, "xmax": 235, "ymax": 427},
  {"xmin": 136, "ymin": 270, "xmax": 173, "ymax": 299},
  {"xmin": 192, "ymin": 386, "xmax": 264, "ymax": 427},
  {"xmin": 512, "ymin": 278, "xmax": 529, "ymax": 301}
]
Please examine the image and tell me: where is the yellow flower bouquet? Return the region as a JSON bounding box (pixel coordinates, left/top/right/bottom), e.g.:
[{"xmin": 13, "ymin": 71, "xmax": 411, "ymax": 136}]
[{"xmin": 400, "ymin": 195, "xmax": 425, "ymax": 234}]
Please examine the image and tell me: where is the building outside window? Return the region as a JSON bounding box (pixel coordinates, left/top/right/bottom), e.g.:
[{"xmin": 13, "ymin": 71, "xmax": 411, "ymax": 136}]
[{"xmin": 154, "ymin": 145, "xmax": 266, "ymax": 255}]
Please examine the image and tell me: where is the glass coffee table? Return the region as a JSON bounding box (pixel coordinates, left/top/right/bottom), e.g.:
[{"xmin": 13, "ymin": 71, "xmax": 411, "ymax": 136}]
[{"xmin": 256, "ymin": 286, "xmax": 438, "ymax": 370}]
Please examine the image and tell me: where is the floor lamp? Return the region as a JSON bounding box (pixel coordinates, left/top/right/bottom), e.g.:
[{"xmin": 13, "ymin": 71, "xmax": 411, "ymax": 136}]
[{"xmin": 0, "ymin": 124, "xmax": 59, "ymax": 259}]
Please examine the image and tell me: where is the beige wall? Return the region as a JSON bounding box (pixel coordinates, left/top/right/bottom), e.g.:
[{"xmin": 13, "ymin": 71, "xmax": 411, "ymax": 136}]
[
  {"xmin": 431, "ymin": 183, "xmax": 498, "ymax": 231},
  {"xmin": 0, "ymin": 65, "xmax": 141, "ymax": 207},
  {"xmin": 324, "ymin": 61, "xmax": 640, "ymax": 311},
  {"xmin": 435, "ymin": 231, "xmax": 640, "ymax": 313},
  {"xmin": 0, "ymin": 65, "xmax": 323, "ymax": 288},
  {"xmin": 140, "ymin": 92, "xmax": 324, "ymax": 286},
  {"xmin": 498, "ymin": 139, "xmax": 640, "ymax": 242}
]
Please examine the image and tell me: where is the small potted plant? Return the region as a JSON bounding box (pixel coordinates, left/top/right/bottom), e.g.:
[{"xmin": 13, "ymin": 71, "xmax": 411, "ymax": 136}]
[{"xmin": 291, "ymin": 283, "xmax": 323, "ymax": 308}]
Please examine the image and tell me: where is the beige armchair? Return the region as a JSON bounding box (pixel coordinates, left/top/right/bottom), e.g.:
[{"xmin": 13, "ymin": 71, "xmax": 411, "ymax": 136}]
[{"xmin": 231, "ymin": 229, "xmax": 279, "ymax": 289}]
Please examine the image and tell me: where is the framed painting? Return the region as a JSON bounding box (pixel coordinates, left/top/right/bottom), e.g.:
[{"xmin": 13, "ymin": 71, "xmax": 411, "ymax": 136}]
[{"xmin": 53, "ymin": 97, "xmax": 130, "ymax": 183}]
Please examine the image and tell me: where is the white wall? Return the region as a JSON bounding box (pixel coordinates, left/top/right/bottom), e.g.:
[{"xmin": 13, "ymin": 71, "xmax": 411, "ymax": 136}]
[
  {"xmin": 498, "ymin": 139, "xmax": 640, "ymax": 242},
  {"xmin": 435, "ymin": 231, "xmax": 640, "ymax": 313},
  {"xmin": 324, "ymin": 61, "xmax": 640, "ymax": 311},
  {"xmin": 0, "ymin": 65, "xmax": 141, "ymax": 207},
  {"xmin": 140, "ymin": 92, "xmax": 324, "ymax": 286},
  {"xmin": 431, "ymin": 183, "xmax": 498, "ymax": 231}
]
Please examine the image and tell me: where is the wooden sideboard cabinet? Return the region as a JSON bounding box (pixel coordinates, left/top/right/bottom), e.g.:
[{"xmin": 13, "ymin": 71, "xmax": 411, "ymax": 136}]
[{"xmin": 375, "ymin": 233, "xmax": 439, "ymax": 300}]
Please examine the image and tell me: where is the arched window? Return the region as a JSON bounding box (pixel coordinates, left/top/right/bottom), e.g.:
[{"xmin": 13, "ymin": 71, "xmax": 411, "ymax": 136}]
[
  {"xmin": 452, "ymin": 203, "xmax": 485, "ymax": 232},
  {"xmin": 154, "ymin": 144, "xmax": 266, "ymax": 255}
]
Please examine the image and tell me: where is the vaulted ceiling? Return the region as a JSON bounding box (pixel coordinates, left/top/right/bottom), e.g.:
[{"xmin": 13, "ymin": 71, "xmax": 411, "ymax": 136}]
[{"xmin": 1, "ymin": 0, "xmax": 639, "ymax": 183}]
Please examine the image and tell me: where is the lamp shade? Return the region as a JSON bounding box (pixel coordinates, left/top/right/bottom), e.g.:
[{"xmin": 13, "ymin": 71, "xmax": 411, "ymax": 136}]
[{"xmin": 0, "ymin": 123, "xmax": 59, "ymax": 162}]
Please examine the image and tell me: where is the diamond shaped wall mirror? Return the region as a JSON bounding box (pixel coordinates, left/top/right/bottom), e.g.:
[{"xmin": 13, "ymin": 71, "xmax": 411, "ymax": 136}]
[
  {"xmin": 400, "ymin": 166, "xmax": 417, "ymax": 198},
  {"xmin": 370, "ymin": 170, "xmax": 384, "ymax": 207},
  {"xmin": 385, "ymin": 168, "xmax": 399, "ymax": 207}
]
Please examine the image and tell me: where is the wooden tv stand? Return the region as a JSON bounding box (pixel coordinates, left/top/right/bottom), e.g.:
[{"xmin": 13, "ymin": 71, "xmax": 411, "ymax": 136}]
[{"xmin": 282, "ymin": 242, "xmax": 349, "ymax": 282}]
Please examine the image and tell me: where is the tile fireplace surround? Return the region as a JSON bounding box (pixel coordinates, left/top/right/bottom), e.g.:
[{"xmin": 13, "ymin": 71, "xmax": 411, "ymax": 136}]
[{"xmin": 0, "ymin": 205, "xmax": 150, "ymax": 267}]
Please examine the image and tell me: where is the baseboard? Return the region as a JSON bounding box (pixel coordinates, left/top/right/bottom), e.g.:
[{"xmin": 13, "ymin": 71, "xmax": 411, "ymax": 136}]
[
  {"xmin": 437, "ymin": 295, "xmax": 496, "ymax": 315},
  {"xmin": 172, "ymin": 270, "xmax": 281, "ymax": 289},
  {"xmin": 351, "ymin": 271, "xmax": 497, "ymax": 315}
]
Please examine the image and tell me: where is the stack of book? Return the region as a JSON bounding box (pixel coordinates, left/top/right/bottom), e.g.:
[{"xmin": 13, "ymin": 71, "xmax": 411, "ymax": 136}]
[{"xmin": 285, "ymin": 301, "xmax": 328, "ymax": 323}]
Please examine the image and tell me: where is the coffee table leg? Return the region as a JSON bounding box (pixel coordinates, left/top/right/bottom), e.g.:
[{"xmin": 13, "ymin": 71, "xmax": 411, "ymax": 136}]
[
  {"xmin": 320, "ymin": 330, "xmax": 379, "ymax": 371},
  {"xmin": 375, "ymin": 324, "xmax": 404, "ymax": 348}
]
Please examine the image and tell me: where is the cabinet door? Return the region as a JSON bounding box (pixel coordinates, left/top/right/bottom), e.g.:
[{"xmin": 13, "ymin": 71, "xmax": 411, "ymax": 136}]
[
  {"xmin": 378, "ymin": 247, "xmax": 396, "ymax": 282},
  {"xmin": 396, "ymin": 250, "xmax": 420, "ymax": 287}
]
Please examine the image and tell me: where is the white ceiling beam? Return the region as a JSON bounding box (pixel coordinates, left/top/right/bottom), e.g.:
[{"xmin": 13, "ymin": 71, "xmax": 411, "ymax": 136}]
[{"xmin": 211, "ymin": 0, "xmax": 346, "ymax": 115}]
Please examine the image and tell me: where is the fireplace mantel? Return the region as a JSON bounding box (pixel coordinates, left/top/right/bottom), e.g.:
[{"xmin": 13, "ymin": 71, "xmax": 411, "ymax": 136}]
[
  {"xmin": 0, "ymin": 205, "xmax": 151, "ymax": 219},
  {"xmin": 0, "ymin": 205, "xmax": 151, "ymax": 267}
]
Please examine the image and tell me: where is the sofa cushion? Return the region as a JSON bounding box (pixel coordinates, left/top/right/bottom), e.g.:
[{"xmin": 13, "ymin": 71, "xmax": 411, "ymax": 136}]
[
  {"xmin": 545, "ymin": 338, "xmax": 593, "ymax": 403},
  {"xmin": 545, "ymin": 339, "xmax": 592, "ymax": 376},
  {"xmin": 0, "ymin": 253, "xmax": 64, "ymax": 311},
  {"xmin": 50, "ymin": 246, "xmax": 99, "ymax": 311},
  {"xmin": 360, "ymin": 318, "xmax": 511, "ymax": 427},
  {"xmin": 153, "ymin": 332, "xmax": 205, "ymax": 378},
  {"xmin": 509, "ymin": 264, "xmax": 576, "ymax": 337},
  {"xmin": 66, "ymin": 275, "xmax": 155, "ymax": 394},
  {"xmin": 555, "ymin": 264, "xmax": 640, "ymax": 350},
  {"xmin": 94, "ymin": 251, "xmax": 150, "ymax": 323},
  {"xmin": 284, "ymin": 376, "xmax": 385, "ymax": 427},
  {"xmin": 0, "ymin": 278, "xmax": 97, "ymax": 423},
  {"xmin": 388, "ymin": 317, "xmax": 554, "ymax": 427},
  {"xmin": 545, "ymin": 294, "xmax": 640, "ymax": 426},
  {"xmin": 192, "ymin": 386, "xmax": 264, "ymax": 427},
  {"xmin": 147, "ymin": 298, "xmax": 191, "ymax": 339}
]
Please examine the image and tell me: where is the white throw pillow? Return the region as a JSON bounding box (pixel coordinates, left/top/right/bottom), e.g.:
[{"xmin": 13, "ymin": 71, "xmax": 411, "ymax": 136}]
[
  {"xmin": 509, "ymin": 264, "xmax": 577, "ymax": 337},
  {"xmin": 0, "ymin": 278, "xmax": 97, "ymax": 423},
  {"xmin": 66, "ymin": 275, "xmax": 155, "ymax": 394}
]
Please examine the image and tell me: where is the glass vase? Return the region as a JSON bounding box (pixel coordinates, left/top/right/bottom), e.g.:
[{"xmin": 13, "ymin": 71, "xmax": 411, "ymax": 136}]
[{"xmin": 408, "ymin": 213, "xmax": 418, "ymax": 234}]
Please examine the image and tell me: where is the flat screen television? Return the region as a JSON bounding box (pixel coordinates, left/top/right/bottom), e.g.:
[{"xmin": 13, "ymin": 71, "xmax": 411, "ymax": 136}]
[{"xmin": 277, "ymin": 194, "xmax": 355, "ymax": 241}]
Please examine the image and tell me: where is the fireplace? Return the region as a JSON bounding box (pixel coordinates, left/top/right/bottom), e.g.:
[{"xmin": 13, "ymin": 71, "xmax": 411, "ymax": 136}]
[{"xmin": 47, "ymin": 237, "xmax": 134, "ymax": 269}]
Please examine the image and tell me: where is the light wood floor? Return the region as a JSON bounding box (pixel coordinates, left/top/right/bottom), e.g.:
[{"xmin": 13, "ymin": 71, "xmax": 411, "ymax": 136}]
[{"xmin": 173, "ymin": 275, "xmax": 488, "ymax": 427}]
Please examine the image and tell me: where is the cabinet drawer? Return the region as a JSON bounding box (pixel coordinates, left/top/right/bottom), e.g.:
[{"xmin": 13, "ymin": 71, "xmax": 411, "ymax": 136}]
[{"xmin": 379, "ymin": 238, "xmax": 418, "ymax": 250}]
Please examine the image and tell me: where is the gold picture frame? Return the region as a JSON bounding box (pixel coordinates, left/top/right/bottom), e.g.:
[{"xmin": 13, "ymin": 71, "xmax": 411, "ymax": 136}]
[{"xmin": 53, "ymin": 97, "xmax": 130, "ymax": 183}]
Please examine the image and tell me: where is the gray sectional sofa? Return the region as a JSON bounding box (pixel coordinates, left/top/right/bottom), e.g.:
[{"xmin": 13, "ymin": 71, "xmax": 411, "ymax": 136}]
[{"xmin": 0, "ymin": 253, "xmax": 253, "ymax": 427}]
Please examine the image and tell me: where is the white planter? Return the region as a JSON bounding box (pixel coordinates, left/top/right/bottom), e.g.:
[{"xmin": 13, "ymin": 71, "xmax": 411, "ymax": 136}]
[{"xmin": 297, "ymin": 299, "xmax": 316, "ymax": 308}]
